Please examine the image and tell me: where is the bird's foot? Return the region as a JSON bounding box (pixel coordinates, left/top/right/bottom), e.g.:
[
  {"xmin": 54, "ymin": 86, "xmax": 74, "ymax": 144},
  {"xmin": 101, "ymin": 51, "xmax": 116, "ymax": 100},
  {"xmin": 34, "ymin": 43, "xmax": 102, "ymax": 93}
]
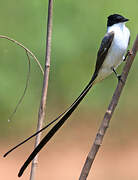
[
  {"xmin": 112, "ymin": 68, "xmax": 124, "ymax": 84},
  {"xmin": 123, "ymin": 50, "xmax": 133, "ymax": 61},
  {"xmin": 117, "ymin": 75, "xmax": 123, "ymax": 83}
]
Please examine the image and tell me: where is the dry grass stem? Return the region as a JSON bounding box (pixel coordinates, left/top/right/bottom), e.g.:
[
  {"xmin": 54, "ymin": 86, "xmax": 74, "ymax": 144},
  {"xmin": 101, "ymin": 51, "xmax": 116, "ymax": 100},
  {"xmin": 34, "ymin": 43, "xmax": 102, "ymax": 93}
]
[{"xmin": 29, "ymin": 1, "xmax": 53, "ymax": 180}]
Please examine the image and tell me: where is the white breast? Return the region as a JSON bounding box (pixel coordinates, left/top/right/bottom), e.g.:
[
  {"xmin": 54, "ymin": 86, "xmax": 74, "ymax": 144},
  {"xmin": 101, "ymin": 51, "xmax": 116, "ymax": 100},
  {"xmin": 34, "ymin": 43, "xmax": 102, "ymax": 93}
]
[{"xmin": 95, "ymin": 23, "xmax": 130, "ymax": 83}]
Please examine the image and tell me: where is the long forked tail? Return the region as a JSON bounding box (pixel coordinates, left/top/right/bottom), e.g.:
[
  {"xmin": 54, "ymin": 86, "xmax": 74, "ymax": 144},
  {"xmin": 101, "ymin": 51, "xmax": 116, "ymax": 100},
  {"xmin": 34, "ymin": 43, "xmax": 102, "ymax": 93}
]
[
  {"xmin": 3, "ymin": 75, "xmax": 96, "ymax": 158},
  {"xmin": 18, "ymin": 74, "xmax": 96, "ymax": 177}
]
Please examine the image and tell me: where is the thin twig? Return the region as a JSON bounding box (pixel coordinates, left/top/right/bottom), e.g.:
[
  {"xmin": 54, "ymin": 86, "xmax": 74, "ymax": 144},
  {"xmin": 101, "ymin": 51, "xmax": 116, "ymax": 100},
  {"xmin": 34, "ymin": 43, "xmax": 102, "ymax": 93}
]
[
  {"xmin": 79, "ymin": 35, "xmax": 138, "ymax": 180},
  {"xmin": 8, "ymin": 50, "xmax": 31, "ymax": 121},
  {"xmin": 29, "ymin": 1, "xmax": 53, "ymax": 180},
  {"xmin": 0, "ymin": 35, "xmax": 44, "ymax": 75}
]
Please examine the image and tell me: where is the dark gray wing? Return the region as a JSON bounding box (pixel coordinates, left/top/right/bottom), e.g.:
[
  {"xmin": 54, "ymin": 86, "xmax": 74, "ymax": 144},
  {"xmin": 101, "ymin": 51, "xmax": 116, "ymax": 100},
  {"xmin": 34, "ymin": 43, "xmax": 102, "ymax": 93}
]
[
  {"xmin": 128, "ymin": 35, "xmax": 131, "ymax": 46},
  {"xmin": 93, "ymin": 31, "xmax": 114, "ymax": 77}
]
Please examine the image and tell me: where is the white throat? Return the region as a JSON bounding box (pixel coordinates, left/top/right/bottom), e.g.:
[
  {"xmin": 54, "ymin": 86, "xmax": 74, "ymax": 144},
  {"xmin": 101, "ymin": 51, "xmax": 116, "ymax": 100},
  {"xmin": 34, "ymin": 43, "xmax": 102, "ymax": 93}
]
[{"xmin": 107, "ymin": 22, "xmax": 126, "ymax": 32}]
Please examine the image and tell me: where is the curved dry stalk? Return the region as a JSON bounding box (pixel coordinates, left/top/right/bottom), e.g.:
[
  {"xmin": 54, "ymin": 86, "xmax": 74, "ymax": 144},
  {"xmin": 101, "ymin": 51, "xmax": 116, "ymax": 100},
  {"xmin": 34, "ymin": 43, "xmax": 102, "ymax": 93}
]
[
  {"xmin": 0, "ymin": 35, "xmax": 44, "ymax": 75},
  {"xmin": 8, "ymin": 50, "xmax": 31, "ymax": 121},
  {"xmin": 0, "ymin": 35, "xmax": 44, "ymax": 121}
]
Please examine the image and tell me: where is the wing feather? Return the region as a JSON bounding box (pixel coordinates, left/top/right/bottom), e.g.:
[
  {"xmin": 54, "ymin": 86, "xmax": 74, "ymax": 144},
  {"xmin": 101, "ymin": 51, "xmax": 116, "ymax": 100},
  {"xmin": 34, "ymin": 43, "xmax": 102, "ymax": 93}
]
[{"xmin": 93, "ymin": 31, "xmax": 114, "ymax": 76}]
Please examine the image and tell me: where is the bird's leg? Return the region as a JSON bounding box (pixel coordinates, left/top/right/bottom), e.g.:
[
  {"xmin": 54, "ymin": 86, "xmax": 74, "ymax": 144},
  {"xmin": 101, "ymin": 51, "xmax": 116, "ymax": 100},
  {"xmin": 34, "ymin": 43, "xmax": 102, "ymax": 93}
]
[
  {"xmin": 111, "ymin": 67, "xmax": 122, "ymax": 82},
  {"xmin": 123, "ymin": 50, "xmax": 133, "ymax": 61}
]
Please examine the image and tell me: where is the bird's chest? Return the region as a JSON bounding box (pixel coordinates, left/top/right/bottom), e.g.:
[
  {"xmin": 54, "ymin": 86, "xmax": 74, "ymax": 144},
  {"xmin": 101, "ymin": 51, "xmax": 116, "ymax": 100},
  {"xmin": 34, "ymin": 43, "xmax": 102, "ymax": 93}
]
[
  {"xmin": 112, "ymin": 33, "xmax": 128, "ymax": 53},
  {"xmin": 104, "ymin": 32, "xmax": 128, "ymax": 68}
]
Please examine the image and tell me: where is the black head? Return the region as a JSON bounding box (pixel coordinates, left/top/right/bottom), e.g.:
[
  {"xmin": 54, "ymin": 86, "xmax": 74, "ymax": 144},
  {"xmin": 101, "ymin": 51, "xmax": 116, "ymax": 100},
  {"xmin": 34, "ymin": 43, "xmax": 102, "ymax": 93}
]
[{"xmin": 107, "ymin": 14, "xmax": 129, "ymax": 26}]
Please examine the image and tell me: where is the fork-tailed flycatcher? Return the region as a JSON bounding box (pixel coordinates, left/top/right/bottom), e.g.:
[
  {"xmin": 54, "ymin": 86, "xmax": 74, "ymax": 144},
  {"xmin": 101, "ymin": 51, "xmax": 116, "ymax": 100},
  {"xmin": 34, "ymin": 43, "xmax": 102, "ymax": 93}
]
[{"xmin": 4, "ymin": 14, "xmax": 130, "ymax": 177}]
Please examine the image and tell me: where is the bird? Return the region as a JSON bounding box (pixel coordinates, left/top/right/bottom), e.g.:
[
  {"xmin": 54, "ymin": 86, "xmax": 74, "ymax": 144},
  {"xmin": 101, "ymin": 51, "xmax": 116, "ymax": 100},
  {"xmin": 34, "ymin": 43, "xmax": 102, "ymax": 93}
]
[{"xmin": 4, "ymin": 14, "xmax": 130, "ymax": 177}]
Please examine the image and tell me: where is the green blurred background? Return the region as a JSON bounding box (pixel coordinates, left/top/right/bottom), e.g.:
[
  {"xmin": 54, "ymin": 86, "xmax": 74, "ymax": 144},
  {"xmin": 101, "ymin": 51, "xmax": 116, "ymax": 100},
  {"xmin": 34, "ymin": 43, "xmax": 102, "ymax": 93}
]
[{"xmin": 0, "ymin": 0, "xmax": 138, "ymax": 180}]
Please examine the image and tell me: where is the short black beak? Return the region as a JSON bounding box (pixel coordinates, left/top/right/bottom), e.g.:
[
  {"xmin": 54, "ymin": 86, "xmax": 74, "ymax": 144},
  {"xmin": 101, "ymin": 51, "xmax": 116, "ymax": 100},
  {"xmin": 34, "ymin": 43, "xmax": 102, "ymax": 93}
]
[{"xmin": 123, "ymin": 18, "xmax": 129, "ymax": 22}]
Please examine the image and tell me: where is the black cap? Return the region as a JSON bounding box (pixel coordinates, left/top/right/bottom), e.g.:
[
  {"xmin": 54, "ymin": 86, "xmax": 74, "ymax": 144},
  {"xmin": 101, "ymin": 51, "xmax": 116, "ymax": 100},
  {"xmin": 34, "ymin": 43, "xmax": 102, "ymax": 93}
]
[{"xmin": 107, "ymin": 14, "xmax": 129, "ymax": 26}]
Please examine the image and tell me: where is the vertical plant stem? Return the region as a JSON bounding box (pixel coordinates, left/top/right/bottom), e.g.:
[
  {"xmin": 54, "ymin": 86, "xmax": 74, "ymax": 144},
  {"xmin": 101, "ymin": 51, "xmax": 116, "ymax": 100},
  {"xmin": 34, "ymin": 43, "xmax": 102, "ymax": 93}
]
[
  {"xmin": 29, "ymin": 1, "xmax": 53, "ymax": 180},
  {"xmin": 79, "ymin": 35, "xmax": 138, "ymax": 180}
]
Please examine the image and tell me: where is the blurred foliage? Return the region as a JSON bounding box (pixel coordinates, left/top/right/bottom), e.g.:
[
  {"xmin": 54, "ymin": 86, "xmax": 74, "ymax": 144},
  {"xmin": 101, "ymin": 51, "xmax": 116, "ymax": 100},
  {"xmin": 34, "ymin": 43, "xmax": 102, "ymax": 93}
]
[{"xmin": 0, "ymin": 0, "xmax": 138, "ymax": 137}]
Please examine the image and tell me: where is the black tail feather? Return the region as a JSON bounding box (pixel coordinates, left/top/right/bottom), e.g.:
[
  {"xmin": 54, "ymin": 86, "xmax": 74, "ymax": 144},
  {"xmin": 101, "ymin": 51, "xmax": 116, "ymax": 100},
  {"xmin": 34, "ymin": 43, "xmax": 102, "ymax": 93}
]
[
  {"xmin": 4, "ymin": 110, "xmax": 66, "ymax": 158},
  {"xmin": 18, "ymin": 75, "xmax": 96, "ymax": 177}
]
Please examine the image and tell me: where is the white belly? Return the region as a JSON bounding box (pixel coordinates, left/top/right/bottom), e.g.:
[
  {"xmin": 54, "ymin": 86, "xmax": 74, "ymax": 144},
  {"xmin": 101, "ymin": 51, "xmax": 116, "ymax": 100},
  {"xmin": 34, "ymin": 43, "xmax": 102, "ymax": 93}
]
[{"xmin": 94, "ymin": 23, "xmax": 130, "ymax": 83}]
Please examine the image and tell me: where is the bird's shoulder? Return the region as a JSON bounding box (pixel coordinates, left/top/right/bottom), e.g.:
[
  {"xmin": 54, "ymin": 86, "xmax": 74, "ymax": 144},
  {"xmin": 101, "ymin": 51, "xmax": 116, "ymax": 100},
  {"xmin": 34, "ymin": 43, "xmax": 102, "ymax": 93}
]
[{"xmin": 97, "ymin": 31, "xmax": 114, "ymax": 56}]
